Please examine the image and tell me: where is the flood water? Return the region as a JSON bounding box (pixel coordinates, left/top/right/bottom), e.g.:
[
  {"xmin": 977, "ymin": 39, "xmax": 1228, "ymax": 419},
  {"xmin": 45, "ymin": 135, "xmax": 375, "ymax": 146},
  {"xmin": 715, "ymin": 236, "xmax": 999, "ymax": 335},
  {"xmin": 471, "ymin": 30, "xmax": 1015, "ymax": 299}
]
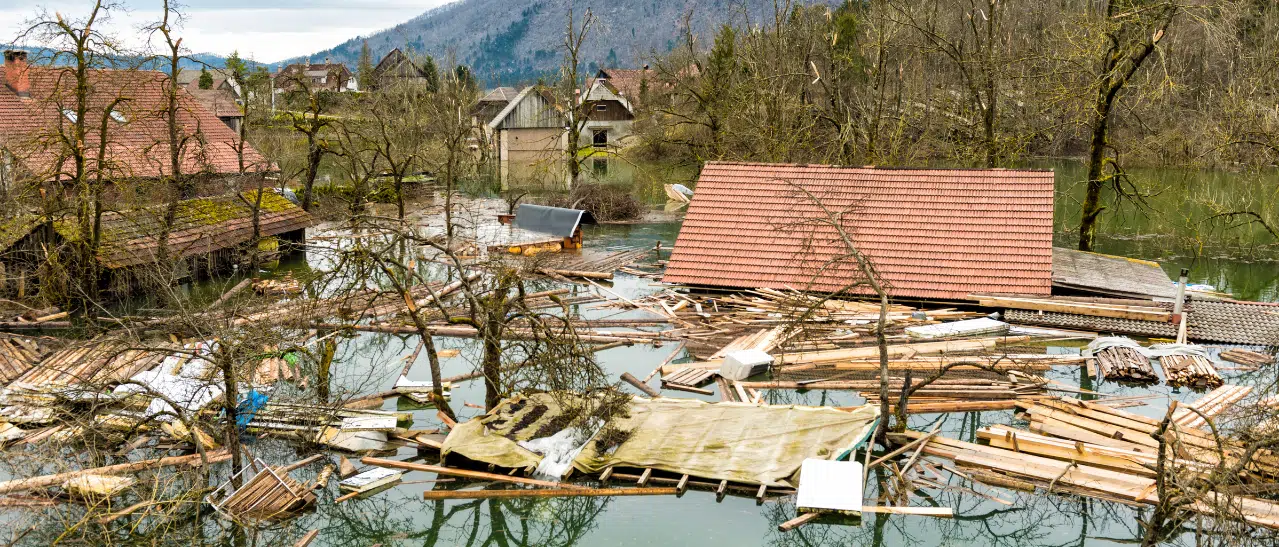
[
  {"xmin": 241, "ymin": 159, "xmax": 1275, "ymax": 547},
  {"xmin": 10, "ymin": 160, "xmax": 1272, "ymax": 545}
]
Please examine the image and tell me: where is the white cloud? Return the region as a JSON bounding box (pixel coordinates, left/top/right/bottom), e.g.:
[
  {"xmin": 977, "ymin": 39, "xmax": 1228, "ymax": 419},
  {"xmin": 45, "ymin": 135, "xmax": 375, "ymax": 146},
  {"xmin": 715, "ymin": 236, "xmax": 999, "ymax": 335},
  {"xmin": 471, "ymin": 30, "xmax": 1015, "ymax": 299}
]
[{"xmin": 1, "ymin": 0, "xmax": 456, "ymax": 62}]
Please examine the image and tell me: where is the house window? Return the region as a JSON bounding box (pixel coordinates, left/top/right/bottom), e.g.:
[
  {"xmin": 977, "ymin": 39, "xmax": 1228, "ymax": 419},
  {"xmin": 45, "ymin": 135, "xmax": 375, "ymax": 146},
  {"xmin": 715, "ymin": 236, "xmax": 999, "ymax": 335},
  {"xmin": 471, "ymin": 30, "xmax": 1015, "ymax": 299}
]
[
  {"xmin": 62, "ymin": 109, "xmax": 78, "ymax": 123},
  {"xmin": 594, "ymin": 104, "xmax": 607, "ymax": 111},
  {"xmin": 592, "ymin": 157, "xmax": 608, "ymax": 177},
  {"xmin": 592, "ymin": 130, "xmax": 608, "ymax": 148}
]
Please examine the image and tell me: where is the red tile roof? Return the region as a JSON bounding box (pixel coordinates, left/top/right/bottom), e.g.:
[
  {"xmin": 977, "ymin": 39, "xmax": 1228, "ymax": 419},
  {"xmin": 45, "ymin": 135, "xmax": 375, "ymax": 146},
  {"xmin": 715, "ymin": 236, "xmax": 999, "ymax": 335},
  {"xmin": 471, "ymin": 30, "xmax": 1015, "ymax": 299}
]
[
  {"xmin": 662, "ymin": 162, "xmax": 1055, "ymax": 300},
  {"xmin": 0, "ymin": 66, "xmax": 268, "ymax": 180}
]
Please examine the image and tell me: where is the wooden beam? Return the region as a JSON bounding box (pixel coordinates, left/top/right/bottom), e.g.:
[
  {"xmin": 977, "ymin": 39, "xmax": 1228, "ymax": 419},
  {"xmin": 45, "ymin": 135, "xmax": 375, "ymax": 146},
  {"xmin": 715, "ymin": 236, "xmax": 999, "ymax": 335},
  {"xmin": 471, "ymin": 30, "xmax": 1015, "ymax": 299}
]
[
  {"xmin": 361, "ymin": 457, "xmax": 591, "ymax": 490},
  {"xmin": 423, "ymin": 487, "xmax": 677, "ymax": 500}
]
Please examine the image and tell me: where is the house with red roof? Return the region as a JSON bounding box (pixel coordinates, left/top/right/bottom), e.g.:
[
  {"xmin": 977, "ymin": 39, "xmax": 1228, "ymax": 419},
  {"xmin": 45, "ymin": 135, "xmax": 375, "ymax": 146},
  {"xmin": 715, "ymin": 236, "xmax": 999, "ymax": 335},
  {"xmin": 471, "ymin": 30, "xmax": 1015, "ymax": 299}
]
[
  {"xmin": 662, "ymin": 162, "xmax": 1057, "ymax": 302},
  {"xmin": 0, "ymin": 50, "xmax": 306, "ymax": 293},
  {"xmin": 0, "ymin": 50, "xmax": 270, "ymax": 189}
]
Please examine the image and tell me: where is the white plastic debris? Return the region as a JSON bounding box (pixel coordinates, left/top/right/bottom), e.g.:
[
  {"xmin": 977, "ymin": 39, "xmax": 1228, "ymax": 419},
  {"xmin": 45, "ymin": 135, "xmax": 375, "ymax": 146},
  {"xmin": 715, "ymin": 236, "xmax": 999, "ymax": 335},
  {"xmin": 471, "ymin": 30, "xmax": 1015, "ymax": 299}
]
[
  {"xmin": 719, "ymin": 350, "xmax": 774, "ymax": 381},
  {"xmin": 796, "ymin": 458, "xmax": 864, "ymax": 514},
  {"xmin": 905, "ymin": 317, "xmax": 1009, "ymax": 339}
]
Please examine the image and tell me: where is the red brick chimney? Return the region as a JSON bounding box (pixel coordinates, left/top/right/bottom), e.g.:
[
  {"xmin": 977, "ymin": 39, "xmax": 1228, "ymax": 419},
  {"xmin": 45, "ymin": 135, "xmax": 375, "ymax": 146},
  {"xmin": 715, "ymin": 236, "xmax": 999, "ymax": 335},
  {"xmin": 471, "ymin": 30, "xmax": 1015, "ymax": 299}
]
[{"xmin": 3, "ymin": 50, "xmax": 31, "ymax": 99}]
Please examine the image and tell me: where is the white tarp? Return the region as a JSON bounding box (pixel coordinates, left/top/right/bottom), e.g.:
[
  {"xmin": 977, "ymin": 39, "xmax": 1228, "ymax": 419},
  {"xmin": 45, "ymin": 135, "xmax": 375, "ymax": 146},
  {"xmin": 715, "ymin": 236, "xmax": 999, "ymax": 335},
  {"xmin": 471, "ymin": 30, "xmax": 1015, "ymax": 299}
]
[{"xmin": 906, "ymin": 317, "xmax": 1009, "ymax": 339}]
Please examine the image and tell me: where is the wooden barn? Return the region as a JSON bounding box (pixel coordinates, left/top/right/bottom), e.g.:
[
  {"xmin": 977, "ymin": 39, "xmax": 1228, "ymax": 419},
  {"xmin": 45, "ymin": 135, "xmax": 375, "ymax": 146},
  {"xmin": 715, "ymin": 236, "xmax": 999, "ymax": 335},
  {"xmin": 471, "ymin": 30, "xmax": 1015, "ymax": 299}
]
[{"xmin": 486, "ymin": 86, "xmax": 568, "ymax": 187}]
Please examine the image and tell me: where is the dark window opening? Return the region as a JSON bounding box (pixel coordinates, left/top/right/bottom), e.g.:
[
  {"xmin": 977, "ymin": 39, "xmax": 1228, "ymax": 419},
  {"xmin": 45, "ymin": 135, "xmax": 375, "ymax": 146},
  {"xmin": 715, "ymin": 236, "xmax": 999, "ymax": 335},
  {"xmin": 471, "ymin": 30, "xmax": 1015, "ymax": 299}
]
[
  {"xmin": 592, "ymin": 130, "xmax": 608, "ymax": 148},
  {"xmin": 594, "ymin": 104, "xmax": 607, "ymax": 111}
]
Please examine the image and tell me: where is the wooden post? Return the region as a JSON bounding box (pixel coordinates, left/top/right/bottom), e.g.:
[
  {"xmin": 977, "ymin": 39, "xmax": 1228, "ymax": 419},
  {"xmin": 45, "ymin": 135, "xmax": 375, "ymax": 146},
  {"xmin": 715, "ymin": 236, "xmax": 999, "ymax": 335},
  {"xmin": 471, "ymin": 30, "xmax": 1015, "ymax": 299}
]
[{"xmin": 621, "ymin": 372, "xmax": 661, "ymax": 398}]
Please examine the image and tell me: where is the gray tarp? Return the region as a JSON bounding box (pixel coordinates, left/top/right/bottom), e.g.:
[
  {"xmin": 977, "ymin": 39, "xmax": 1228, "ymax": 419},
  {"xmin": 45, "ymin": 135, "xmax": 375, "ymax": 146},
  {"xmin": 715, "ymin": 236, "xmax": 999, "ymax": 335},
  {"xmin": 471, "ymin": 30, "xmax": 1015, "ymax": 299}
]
[
  {"xmin": 441, "ymin": 392, "xmax": 879, "ymax": 487},
  {"xmin": 514, "ymin": 204, "xmax": 596, "ymax": 237}
]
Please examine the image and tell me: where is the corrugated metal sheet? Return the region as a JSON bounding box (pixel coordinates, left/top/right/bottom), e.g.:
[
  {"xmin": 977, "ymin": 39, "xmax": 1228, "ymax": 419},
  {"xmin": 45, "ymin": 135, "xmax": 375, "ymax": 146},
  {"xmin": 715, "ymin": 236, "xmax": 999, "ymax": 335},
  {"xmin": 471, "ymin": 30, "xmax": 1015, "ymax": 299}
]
[{"xmin": 662, "ymin": 162, "xmax": 1056, "ymax": 301}]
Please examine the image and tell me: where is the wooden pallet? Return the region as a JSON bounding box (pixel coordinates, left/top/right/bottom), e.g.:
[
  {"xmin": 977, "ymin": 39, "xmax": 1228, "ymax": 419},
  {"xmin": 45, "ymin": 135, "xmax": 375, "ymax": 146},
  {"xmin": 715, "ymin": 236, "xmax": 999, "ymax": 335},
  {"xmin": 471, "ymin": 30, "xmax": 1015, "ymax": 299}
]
[{"xmin": 662, "ymin": 367, "xmax": 715, "ymax": 388}]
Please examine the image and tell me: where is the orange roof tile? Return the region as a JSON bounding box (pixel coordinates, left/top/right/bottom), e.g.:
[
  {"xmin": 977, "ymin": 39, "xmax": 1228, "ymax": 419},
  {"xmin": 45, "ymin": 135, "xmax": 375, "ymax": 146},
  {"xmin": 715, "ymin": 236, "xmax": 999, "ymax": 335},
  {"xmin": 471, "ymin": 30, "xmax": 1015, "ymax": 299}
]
[
  {"xmin": 662, "ymin": 162, "xmax": 1055, "ymax": 300},
  {"xmin": 0, "ymin": 66, "xmax": 268, "ymax": 180}
]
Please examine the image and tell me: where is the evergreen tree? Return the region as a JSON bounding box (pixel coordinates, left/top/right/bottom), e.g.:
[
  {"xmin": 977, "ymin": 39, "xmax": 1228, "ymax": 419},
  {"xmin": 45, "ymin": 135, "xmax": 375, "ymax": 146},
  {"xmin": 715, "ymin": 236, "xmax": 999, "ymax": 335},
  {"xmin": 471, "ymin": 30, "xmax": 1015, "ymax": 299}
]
[
  {"xmin": 421, "ymin": 54, "xmax": 440, "ymax": 93},
  {"xmin": 357, "ymin": 40, "xmax": 375, "ymax": 91},
  {"xmin": 224, "ymin": 50, "xmax": 247, "ymax": 82},
  {"xmin": 454, "ymin": 65, "xmax": 477, "ymax": 91},
  {"xmin": 198, "ymin": 66, "xmax": 213, "ymax": 89}
]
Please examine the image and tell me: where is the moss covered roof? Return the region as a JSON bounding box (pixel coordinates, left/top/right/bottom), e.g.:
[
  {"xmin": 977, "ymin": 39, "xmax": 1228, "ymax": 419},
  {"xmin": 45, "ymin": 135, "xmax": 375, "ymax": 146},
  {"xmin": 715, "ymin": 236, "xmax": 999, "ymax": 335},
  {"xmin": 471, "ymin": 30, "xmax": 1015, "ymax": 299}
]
[{"xmin": 51, "ymin": 191, "xmax": 314, "ymax": 269}]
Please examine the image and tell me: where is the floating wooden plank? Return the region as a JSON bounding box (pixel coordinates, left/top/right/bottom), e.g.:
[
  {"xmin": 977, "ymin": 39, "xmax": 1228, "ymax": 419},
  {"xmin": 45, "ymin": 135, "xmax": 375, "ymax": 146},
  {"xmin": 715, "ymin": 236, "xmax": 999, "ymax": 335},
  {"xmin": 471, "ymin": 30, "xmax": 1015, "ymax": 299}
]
[
  {"xmin": 423, "ymin": 487, "xmax": 677, "ymax": 500},
  {"xmin": 976, "ymin": 295, "xmax": 1171, "ymax": 322},
  {"xmin": 1173, "ymin": 385, "xmax": 1252, "ymax": 429}
]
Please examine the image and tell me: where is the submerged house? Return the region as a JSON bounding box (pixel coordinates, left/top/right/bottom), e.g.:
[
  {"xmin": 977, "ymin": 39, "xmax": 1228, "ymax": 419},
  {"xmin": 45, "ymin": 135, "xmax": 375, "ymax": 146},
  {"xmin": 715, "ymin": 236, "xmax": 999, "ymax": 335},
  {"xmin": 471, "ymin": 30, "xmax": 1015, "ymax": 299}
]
[
  {"xmin": 486, "ymin": 86, "xmax": 568, "ymax": 187},
  {"xmin": 576, "ymin": 77, "xmax": 635, "ymax": 150},
  {"xmin": 663, "ymin": 162, "xmax": 1057, "ymax": 302},
  {"xmin": 0, "ymin": 191, "xmax": 314, "ymax": 294}
]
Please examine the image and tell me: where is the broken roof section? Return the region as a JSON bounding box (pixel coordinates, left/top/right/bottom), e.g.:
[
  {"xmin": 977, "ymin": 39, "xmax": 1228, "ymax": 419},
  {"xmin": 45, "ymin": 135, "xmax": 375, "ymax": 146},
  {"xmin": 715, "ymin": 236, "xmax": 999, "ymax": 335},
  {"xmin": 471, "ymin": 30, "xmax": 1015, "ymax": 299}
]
[
  {"xmin": 663, "ymin": 162, "xmax": 1056, "ymax": 301},
  {"xmin": 514, "ymin": 204, "xmax": 596, "ymax": 238},
  {"xmin": 53, "ymin": 190, "xmax": 314, "ymax": 269},
  {"xmin": 442, "ymin": 392, "xmax": 879, "ymax": 488},
  {"xmin": 1052, "ymin": 247, "xmax": 1177, "ymax": 300}
]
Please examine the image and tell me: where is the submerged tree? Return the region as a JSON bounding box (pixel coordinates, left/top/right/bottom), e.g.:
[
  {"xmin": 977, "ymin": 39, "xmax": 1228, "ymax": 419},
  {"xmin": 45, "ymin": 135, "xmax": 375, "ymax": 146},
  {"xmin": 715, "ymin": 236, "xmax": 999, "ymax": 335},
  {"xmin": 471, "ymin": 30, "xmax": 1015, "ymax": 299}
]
[{"xmin": 1075, "ymin": 1, "xmax": 1179, "ymax": 252}]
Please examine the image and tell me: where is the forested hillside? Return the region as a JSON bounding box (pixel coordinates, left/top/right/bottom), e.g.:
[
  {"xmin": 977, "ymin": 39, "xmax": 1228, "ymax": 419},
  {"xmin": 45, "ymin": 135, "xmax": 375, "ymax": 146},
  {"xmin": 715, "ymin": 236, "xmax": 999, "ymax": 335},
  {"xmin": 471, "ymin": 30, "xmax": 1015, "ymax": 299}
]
[{"xmin": 292, "ymin": 0, "xmax": 835, "ymax": 84}]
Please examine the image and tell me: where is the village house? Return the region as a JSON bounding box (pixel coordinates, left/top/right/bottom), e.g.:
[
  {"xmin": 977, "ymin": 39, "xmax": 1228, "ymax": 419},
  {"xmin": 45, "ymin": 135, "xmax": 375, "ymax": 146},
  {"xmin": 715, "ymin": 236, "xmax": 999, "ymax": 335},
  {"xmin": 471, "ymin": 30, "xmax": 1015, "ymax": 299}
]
[
  {"xmin": 273, "ymin": 58, "xmax": 352, "ymax": 93},
  {"xmin": 369, "ymin": 48, "xmax": 434, "ymax": 91},
  {"xmin": 485, "ymin": 86, "xmax": 568, "ymax": 187},
  {"xmin": 183, "ymin": 73, "xmax": 243, "ymax": 133},
  {"xmin": 576, "ymin": 77, "xmax": 634, "ymax": 150},
  {"xmin": 591, "ymin": 67, "xmax": 652, "ymax": 104},
  {"xmin": 0, "ymin": 49, "xmax": 310, "ymax": 293}
]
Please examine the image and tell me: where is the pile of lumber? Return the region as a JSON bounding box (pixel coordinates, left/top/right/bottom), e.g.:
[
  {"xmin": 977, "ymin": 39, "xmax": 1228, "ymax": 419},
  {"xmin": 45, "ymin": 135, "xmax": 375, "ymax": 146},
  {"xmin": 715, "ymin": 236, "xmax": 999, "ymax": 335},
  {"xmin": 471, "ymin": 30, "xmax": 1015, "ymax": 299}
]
[
  {"xmin": 1161, "ymin": 354, "xmax": 1223, "ymax": 389},
  {"xmin": 1220, "ymin": 349, "xmax": 1274, "ymax": 367},
  {"xmin": 857, "ymin": 378, "xmax": 1046, "ymax": 408},
  {"xmin": 1016, "ymin": 398, "xmax": 1279, "ymax": 478},
  {"xmin": 890, "ymin": 398, "xmax": 1279, "ymax": 529},
  {"xmin": 1173, "ymin": 385, "xmax": 1252, "ymax": 429},
  {"xmin": 1092, "ymin": 346, "xmax": 1157, "ymax": 384}
]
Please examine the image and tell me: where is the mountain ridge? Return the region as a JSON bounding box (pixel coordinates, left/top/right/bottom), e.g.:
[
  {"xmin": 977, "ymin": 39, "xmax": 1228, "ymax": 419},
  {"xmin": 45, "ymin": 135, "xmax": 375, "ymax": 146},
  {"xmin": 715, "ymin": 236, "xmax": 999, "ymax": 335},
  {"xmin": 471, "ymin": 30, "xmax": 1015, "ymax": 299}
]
[{"xmin": 285, "ymin": 0, "xmax": 837, "ymax": 86}]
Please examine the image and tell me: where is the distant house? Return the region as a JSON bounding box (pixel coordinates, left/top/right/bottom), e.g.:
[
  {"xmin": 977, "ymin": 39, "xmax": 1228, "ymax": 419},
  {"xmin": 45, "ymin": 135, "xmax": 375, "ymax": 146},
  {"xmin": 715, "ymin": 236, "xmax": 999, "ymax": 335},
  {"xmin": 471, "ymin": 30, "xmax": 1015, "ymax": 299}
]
[
  {"xmin": 486, "ymin": 86, "xmax": 568, "ymax": 187},
  {"xmin": 663, "ymin": 162, "xmax": 1056, "ymax": 301},
  {"xmin": 185, "ymin": 77, "xmax": 243, "ymax": 133},
  {"xmin": 0, "ymin": 49, "xmax": 270, "ymax": 190},
  {"xmin": 369, "ymin": 49, "xmax": 434, "ymax": 90},
  {"xmin": 592, "ymin": 67, "xmax": 653, "ymax": 104},
  {"xmin": 576, "ymin": 77, "xmax": 635, "ymax": 149},
  {"xmin": 474, "ymin": 87, "xmax": 520, "ymax": 127},
  {"xmin": 274, "ymin": 59, "xmax": 352, "ymax": 93}
]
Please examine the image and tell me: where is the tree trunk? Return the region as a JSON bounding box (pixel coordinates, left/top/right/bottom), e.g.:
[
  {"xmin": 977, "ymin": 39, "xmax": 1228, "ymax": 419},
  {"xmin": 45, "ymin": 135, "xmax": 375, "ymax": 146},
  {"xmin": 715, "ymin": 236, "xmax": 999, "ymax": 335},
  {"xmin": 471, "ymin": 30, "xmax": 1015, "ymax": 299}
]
[
  {"xmin": 1078, "ymin": 106, "xmax": 1110, "ymax": 252},
  {"xmin": 481, "ymin": 322, "xmax": 502, "ymax": 411},
  {"xmin": 218, "ymin": 354, "xmax": 243, "ymax": 488},
  {"xmin": 317, "ymin": 338, "xmax": 335, "ymax": 403},
  {"xmin": 302, "ymin": 142, "xmax": 321, "ymax": 212}
]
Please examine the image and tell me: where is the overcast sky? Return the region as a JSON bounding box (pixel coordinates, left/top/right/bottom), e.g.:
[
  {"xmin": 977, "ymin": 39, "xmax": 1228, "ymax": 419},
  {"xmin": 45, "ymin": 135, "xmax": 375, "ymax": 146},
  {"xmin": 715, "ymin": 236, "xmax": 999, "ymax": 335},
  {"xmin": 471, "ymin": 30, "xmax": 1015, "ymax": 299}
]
[{"xmin": 1, "ymin": 0, "xmax": 456, "ymax": 63}]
